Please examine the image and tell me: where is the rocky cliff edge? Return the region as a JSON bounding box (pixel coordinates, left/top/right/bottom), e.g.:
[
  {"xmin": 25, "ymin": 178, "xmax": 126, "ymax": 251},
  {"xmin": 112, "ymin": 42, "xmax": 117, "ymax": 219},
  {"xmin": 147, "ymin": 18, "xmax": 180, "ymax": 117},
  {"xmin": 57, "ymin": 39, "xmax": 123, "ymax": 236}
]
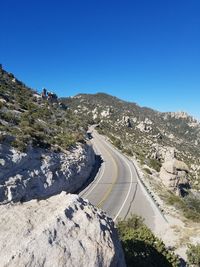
[
  {"xmin": 0, "ymin": 192, "xmax": 126, "ymax": 267},
  {"xmin": 0, "ymin": 143, "xmax": 95, "ymax": 203}
]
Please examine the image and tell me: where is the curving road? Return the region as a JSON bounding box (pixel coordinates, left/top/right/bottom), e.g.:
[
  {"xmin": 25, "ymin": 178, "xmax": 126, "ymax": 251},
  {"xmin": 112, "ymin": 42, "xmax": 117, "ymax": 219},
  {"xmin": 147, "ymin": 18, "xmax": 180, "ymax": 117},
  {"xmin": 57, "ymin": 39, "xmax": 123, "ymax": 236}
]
[{"xmin": 79, "ymin": 127, "xmax": 167, "ymax": 231}]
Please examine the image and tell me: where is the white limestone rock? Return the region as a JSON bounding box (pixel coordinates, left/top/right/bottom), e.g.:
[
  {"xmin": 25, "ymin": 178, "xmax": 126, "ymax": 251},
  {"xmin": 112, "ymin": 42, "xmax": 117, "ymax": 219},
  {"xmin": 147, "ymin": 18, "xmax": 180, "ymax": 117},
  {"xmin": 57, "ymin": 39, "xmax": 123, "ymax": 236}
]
[
  {"xmin": 0, "ymin": 192, "xmax": 126, "ymax": 267},
  {"xmin": 101, "ymin": 108, "xmax": 111, "ymax": 118},
  {"xmin": 160, "ymin": 159, "xmax": 189, "ymax": 194},
  {"xmin": 0, "ymin": 143, "xmax": 95, "ymax": 203},
  {"xmin": 144, "ymin": 118, "xmax": 153, "ymax": 125},
  {"xmin": 162, "ymin": 159, "xmax": 189, "ymax": 174},
  {"xmin": 122, "ymin": 116, "xmax": 131, "ymax": 127},
  {"xmin": 92, "ymin": 107, "xmax": 99, "ymax": 120},
  {"xmin": 151, "ymin": 145, "xmax": 176, "ymax": 162},
  {"xmin": 136, "ymin": 121, "xmax": 152, "ymax": 132}
]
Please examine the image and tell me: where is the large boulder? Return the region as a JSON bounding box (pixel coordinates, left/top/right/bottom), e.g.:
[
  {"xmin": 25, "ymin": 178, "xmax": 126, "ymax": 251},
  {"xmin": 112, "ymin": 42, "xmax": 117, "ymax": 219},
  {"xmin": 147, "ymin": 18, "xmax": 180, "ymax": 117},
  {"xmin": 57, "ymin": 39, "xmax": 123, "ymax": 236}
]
[
  {"xmin": 160, "ymin": 159, "xmax": 189, "ymax": 195},
  {"xmin": 162, "ymin": 159, "xmax": 189, "ymax": 174},
  {"xmin": 0, "ymin": 192, "xmax": 126, "ymax": 267},
  {"xmin": 136, "ymin": 121, "xmax": 152, "ymax": 133},
  {"xmin": 151, "ymin": 145, "xmax": 176, "ymax": 162}
]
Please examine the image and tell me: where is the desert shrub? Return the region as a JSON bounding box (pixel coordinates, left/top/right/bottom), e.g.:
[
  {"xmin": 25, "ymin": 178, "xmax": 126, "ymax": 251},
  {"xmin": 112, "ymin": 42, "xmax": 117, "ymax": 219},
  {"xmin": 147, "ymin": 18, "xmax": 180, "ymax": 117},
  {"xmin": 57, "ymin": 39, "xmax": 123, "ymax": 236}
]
[
  {"xmin": 117, "ymin": 215, "xmax": 180, "ymax": 267},
  {"xmin": 32, "ymin": 122, "xmax": 46, "ymax": 133},
  {"xmin": 15, "ymin": 95, "xmax": 29, "ymax": 110},
  {"xmin": 56, "ymin": 119, "xmax": 63, "ymax": 126},
  {"xmin": 27, "ymin": 102, "xmax": 38, "ymax": 112},
  {"xmin": 73, "ymin": 132, "xmax": 85, "ymax": 143},
  {"xmin": 0, "ymin": 111, "xmax": 19, "ymax": 124},
  {"xmin": 0, "ymin": 134, "xmax": 6, "ymax": 143},
  {"xmin": 11, "ymin": 139, "xmax": 27, "ymax": 152},
  {"xmin": 54, "ymin": 133, "xmax": 77, "ymax": 149},
  {"xmin": 185, "ymin": 195, "xmax": 200, "ymax": 214},
  {"xmin": 186, "ymin": 243, "xmax": 200, "ymax": 266},
  {"xmin": 20, "ymin": 113, "xmax": 35, "ymax": 126},
  {"xmin": 144, "ymin": 168, "xmax": 152, "ymax": 175},
  {"xmin": 137, "ymin": 152, "xmax": 145, "ymax": 165},
  {"xmin": 0, "ymin": 101, "xmax": 4, "ymax": 109},
  {"xmin": 149, "ymin": 159, "xmax": 162, "ymax": 172},
  {"xmin": 166, "ymin": 192, "xmax": 200, "ymax": 222},
  {"xmin": 96, "ymin": 127, "xmax": 105, "ymax": 135},
  {"xmin": 110, "ymin": 135, "xmax": 122, "ymax": 149},
  {"xmin": 31, "ymin": 138, "xmax": 50, "ymax": 149},
  {"xmin": 33, "ymin": 106, "xmax": 52, "ymax": 120},
  {"xmin": 123, "ymin": 148, "xmax": 133, "ymax": 156}
]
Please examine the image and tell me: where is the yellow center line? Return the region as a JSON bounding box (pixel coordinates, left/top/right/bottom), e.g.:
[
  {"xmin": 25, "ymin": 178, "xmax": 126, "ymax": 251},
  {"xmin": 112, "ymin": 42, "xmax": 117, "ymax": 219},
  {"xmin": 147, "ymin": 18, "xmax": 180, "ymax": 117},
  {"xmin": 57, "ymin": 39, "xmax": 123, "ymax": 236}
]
[{"xmin": 95, "ymin": 136, "xmax": 119, "ymax": 209}]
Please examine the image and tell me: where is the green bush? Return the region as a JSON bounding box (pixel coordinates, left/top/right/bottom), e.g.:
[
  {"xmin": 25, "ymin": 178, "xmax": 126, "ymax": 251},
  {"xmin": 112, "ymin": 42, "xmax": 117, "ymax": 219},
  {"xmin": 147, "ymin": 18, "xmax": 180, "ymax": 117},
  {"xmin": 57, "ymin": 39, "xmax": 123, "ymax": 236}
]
[
  {"xmin": 0, "ymin": 134, "xmax": 6, "ymax": 143},
  {"xmin": 123, "ymin": 148, "xmax": 133, "ymax": 156},
  {"xmin": 0, "ymin": 112, "xmax": 19, "ymax": 124},
  {"xmin": 166, "ymin": 192, "xmax": 200, "ymax": 222},
  {"xmin": 117, "ymin": 215, "xmax": 180, "ymax": 267},
  {"xmin": 0, "ymin": 101, "xmax": 4, "ymax": 109},
  {"xmin": 110, "ymin": 135, "xmax": 122, "ymax": 149},
  {"xmin": 11, "ymin": 139, "xmax": 27, "ymax": 152},
  {"xmin": 149, "ymin": 159, "xmax": 162, "ymax": 172},
  {"xmin": 54, "ymin": 133, "xmax": 77, "ymax": 149},
  {"xmin": 186, "ymin": 243, "xmax": 200, "ymax": 266},
  {"xmin": 144, "ymin": 168, "xmax": 152, "ymax": 175}
]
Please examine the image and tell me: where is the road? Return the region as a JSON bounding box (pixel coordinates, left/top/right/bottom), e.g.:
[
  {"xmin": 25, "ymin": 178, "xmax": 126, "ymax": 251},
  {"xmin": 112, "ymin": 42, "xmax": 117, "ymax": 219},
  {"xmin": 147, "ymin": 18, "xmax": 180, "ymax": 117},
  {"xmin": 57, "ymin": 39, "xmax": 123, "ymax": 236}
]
[{"xmin": 79, "ymin": 128, "xmax": 167, "ymax": 230}]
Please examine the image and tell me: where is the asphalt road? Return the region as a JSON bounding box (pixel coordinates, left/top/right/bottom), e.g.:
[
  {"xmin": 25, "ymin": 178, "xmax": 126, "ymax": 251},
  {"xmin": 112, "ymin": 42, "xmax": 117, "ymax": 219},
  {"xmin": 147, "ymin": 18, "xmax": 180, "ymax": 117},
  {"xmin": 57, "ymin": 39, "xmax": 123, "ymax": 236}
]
[{"xmin": 79, "ymin": 128, "xmax": 167, "ymax": 230}]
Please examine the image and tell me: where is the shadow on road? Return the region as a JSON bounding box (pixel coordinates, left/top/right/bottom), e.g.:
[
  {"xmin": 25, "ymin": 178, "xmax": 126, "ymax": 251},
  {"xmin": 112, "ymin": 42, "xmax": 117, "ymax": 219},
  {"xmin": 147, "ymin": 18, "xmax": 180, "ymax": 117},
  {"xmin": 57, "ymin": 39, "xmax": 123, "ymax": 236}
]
[{"xmin": 76, "ymin": 154, "xmax": 103, "ymax": 195}]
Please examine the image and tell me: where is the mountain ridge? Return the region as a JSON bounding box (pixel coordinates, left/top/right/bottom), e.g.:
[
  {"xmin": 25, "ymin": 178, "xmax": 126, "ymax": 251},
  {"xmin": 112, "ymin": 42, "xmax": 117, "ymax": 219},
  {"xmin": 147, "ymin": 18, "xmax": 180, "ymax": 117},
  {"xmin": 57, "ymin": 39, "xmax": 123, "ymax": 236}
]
[{"xmin": 72, "ymin": 92, "xmax": 200, "ymax": 122}]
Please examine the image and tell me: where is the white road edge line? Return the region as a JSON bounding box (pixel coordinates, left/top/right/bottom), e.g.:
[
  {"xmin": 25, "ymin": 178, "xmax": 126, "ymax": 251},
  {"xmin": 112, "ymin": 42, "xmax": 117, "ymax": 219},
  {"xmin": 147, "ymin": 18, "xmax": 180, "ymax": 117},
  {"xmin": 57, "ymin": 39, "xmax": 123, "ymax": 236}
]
[
  {"xmin": 80, "ymin": 134, "xmax": 106, "ymax": 198},
  {"xmin": 104, "ymin": 134, "xmax": 168, "ymax": 223},
  {"xmin": 113, "ymin": 159, "xmax": 133, "ymax": 222},
  {"xmin": 81, "ymin": 129, "xmax": 133, "ymax": 222},
  {"xmin": 83, "ymin": 161, "xmax": 105, "ymax": 198},
  {"xmin": 97, "ymin": 133, "xmax": 134, "ymax": 222}
]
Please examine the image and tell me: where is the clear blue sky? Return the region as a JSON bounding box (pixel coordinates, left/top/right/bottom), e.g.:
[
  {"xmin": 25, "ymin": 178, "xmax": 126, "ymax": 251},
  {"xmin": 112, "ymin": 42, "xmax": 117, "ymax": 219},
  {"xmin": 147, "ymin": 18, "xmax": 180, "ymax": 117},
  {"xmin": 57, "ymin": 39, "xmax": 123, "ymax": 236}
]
[{"xmin": 1, "ymin": 0, "xmax": 200, "ymax": 119}]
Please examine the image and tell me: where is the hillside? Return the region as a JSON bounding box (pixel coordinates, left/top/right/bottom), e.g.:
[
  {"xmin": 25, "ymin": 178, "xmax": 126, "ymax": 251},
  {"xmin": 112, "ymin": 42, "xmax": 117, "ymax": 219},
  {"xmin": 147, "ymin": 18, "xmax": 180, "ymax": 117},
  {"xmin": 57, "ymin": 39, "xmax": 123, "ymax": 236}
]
[
  {"xmin": 0, "ymin": 67, "xmax": 97, "ymax": 203},
  {"xmin": 62, "ymin": 93, "xmax": 200, "ymax": 187},
  {"xmin": 0, "ymin": 67, "xmax": 88, "ymax": 153}
]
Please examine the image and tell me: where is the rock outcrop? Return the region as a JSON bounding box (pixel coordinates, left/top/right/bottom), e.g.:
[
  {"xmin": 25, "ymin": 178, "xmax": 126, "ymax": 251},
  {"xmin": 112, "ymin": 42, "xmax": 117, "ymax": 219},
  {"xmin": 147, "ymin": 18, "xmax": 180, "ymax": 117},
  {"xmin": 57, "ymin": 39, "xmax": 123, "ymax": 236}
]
[
  {"xmin": 160, "ymin": 159, "xmax": 189, "ymax": 195},
  {"xmin": 136, "ymin": 121, "xmax": 152, "ymax": 132},
  {"xmin": 122, "ymin": 116, "xmax": 131, "ymax": 127},
  {"xmin": 0, "ymin": 192, "xmax": 126, "ymax": 267},
  {"xmin": 152, "ymin": 145, "xmax": 176, "ymax": 162},
  {"xmin": 0, "ymin": 143, "xmax": 95, "ymax": 203},
  {"xmin": 101, "ymin": 108, "xmax": 111, "ymax": 118}
]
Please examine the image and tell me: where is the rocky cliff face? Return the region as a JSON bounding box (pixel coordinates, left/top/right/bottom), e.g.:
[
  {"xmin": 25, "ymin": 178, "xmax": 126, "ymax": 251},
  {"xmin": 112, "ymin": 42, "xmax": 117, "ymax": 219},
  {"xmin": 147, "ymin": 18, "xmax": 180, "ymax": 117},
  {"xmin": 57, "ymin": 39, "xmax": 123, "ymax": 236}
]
[
  {"xmin": 0, "ymin": 192, "xmax": 126, "ymax": 267},
  {"xmin": 0, "ymin": 143, "xmax": 95, "ymax": 204}
]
